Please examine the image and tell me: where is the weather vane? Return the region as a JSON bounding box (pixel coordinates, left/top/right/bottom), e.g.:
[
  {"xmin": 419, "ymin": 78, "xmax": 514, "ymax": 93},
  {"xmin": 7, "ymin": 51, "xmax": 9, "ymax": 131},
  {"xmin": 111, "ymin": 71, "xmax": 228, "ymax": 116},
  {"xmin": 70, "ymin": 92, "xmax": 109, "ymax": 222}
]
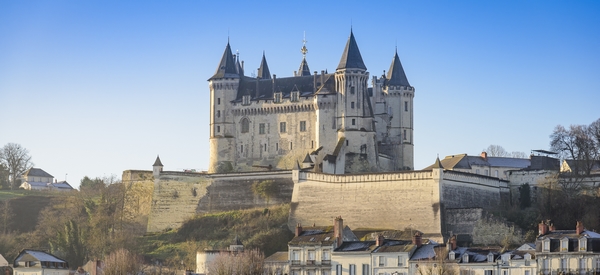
[{"xmin": 301, "ymin": 31, "xmax": 308, "ymax": 57}]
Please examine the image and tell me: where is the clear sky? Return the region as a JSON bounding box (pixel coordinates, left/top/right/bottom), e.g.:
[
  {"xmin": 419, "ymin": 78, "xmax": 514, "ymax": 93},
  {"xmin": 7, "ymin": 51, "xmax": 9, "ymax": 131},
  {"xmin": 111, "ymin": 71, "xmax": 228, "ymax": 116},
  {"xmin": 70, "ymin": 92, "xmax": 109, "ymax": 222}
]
[{"xmin": 1, "ymin": 1, "xmax": 599, "ymax": 189}]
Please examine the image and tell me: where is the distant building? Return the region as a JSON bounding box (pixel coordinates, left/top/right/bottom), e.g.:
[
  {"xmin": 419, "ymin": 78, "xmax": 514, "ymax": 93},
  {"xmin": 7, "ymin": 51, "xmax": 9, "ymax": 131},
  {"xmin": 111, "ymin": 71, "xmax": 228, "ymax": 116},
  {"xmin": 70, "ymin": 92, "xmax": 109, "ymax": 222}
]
[
  {"xmin": 195, "ymin": 236, "xmax": 244, "ymax": 275},
  {"xmin": 19, "ymin": 168, "xmax": 73, "ymax": 191},
  {"xmin": 13, "ymin": 249, "xmax": 69, "ymax": 275},
  {"xmin": 424, "ymin": 152, "xmax": 531, "ymax": 179}
]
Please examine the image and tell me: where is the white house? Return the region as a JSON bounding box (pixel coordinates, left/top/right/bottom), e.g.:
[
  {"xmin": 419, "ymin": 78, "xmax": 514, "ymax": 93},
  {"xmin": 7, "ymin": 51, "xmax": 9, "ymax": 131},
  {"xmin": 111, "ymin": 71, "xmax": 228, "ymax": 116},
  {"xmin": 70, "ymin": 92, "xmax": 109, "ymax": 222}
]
[{"xmin": 12, "ymin": 249, "xmax": 69, "ymax": 275}]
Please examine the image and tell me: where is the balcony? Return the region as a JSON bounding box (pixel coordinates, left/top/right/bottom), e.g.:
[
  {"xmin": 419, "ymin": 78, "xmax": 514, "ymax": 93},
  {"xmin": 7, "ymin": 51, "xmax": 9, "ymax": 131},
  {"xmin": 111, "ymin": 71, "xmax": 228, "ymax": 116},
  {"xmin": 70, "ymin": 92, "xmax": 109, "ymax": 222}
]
[
  {"xmin": 306, "ymin": 260, "xmax": 316, "ymax": 266},
  {"xmin": 321, "ymin": 260, "xmax": 331, "ymax": 265},
  {"xmin": 291, "ymin": 260, "xmax": 301, "ymax": 266}
]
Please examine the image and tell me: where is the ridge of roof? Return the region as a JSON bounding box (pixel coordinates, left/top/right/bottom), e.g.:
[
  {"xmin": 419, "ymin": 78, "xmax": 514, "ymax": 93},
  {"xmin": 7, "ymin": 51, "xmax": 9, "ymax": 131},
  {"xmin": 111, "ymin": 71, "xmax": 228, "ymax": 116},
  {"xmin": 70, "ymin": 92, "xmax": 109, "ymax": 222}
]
[
  {"xmin": 386, "ymin": 51, "xmax": 410, "ymax": 87},
  {"xmin": 23, "ymin": 168, "xmax": 53, "ymax": 178},
  {"xmin": 337, "ymin": 30, "xmax": 367, "ymax": 70},
  {"xmin": 210, "ymin": 42, "xmax": 239, "ymax": 80}
]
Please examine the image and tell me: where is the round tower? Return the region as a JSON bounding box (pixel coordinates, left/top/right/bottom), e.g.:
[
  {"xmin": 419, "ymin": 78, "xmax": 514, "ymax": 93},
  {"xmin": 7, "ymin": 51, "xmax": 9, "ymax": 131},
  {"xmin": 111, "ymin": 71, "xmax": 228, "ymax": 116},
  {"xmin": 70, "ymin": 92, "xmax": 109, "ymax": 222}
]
[{"xmin": 208, "ymin": 41, "xmax": 240, "ymax": 173}]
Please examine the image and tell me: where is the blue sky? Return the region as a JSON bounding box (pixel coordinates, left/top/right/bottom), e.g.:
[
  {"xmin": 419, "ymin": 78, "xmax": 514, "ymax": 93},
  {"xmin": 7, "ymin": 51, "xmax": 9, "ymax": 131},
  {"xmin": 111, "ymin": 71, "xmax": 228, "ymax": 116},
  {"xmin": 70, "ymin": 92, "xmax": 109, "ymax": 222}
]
[{"xmin": 1, "ymin": 1, "xmax": 599, "ymax": 188}]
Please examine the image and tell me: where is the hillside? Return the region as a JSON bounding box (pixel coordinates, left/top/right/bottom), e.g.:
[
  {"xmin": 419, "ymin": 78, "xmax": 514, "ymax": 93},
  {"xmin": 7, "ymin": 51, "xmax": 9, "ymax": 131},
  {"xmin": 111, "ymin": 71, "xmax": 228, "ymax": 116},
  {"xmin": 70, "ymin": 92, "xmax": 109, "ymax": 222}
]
[
  {"xmin": 138, "ymin": 204, "xmax": 294, "ymax": 267},
  {"xmin": 0, "ymin": 190, "xmax": 66, "ymax": 233}
]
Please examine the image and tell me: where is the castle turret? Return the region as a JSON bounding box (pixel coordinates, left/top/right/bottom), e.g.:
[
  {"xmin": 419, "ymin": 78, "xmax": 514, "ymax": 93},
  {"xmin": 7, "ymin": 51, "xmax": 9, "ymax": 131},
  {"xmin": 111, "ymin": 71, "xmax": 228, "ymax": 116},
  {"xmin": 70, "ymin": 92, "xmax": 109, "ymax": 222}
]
[
  {"xmin": 334, "ymin": 30, "xmax": 377, "ymax": 172},
  {"xmin": 209, "ymin": 41, "xmax": 240, "ymax": 173},
  {"xmin": 153, "ymin": 155, "xmax": 163, "ymax": 179},
  {"xmin": 257, "ymin": 52, "xmax": 271, "ymax": 80}
]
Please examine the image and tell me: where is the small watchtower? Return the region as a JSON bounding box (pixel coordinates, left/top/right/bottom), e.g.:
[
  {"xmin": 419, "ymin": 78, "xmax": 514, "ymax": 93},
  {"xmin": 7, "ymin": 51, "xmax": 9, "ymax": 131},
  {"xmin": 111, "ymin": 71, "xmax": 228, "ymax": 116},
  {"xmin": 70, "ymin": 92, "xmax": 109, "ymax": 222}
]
[{"xmin": 153, "ymin": 155, "xmax": 163, "ymax": 179}]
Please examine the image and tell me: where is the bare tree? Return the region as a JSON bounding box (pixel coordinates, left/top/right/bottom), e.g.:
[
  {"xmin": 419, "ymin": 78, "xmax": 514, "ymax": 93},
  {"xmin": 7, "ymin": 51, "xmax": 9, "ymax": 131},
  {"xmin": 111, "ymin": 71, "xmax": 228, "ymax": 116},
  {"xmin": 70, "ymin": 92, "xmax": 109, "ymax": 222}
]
[
  {"xmin": 0, "ymin": 143, "xmax": 33, "ymax": 189},
  {"xmin": 102, "ymin": 248, "xmax": 143, "ymax": 275},
  {"xmin": 207, "ymin": 249, "xmax": 265, "ymax": 275},
  {"xmin": 484, "ymin": 145, "xmax": 509, "ymax": 157},
  {"xmin": 550, "ymin": 121, "xmax": 600, "ymax": 175},
  {"xmin": 472, "ymin": 215, "xmax": 523, "ymax": 249},
  {"xmin": 511, "ymin": 151, "xmax": 528, "ymax": 158}
]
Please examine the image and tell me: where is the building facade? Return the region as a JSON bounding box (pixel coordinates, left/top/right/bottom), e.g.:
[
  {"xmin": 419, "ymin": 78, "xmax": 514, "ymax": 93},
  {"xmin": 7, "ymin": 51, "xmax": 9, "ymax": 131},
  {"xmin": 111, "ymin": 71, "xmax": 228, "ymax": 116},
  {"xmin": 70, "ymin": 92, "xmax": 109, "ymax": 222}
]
[{"xmin": 208, "ymin": 31, "xmax": 414, "ymax": 174}]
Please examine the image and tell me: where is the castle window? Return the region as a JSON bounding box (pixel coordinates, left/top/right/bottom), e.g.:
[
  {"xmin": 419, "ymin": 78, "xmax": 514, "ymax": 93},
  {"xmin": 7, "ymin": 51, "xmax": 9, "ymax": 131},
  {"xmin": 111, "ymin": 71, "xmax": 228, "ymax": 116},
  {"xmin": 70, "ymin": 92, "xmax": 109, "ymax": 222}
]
[
  {"xmin": 351, "ymin": 102, "xmax": 355, "ymax": 109},
  {"xmin": 403, "ymin": 130, "xmax": 407, "ymax": 140},
  {"xmin": 217, "ymin": 110, "xmax": 220, "ymax": 118},
  {"xmin": 291, "ymin": 91, "xmax": 299, "ymax": 102},
  {"xmin": 300, "ymin": 121, "xmax": 306, "ymax": 132},
  {"xmin": 259, "ymin": 123, "xmax": 266, "ymax": 134},
  {"xmin": 242, "ymin": 95, "xmax": 251, "ymax": 105},
  {"xmin": 405, "ymin": 101, "xmax": 408, "ymax": 111},
  {"xmin": 274, "ymin": 92, "xmax": 282, "ymax": 103},
  {"xmin": 290, "ymin": 142, "xmax": 293, "ymax": 150},
  {"xmin": 241, "ymin": 118, "xmax": 250, "ymax": 133},
  {"xmin": 276, "ymin": 143, "xmax": 279, "ymax": 151},
  {"xmin": 217, "ymin": 126, "xmax": 220, "ymax": 133},
  {"xmin": 218, "ymin": 98, "xmax": 221, "ymax": 105},
  {"xmin": 352, "ymin": 119, "xmax": 356, "ymax": 126},
  {"xmin": 264, "ymin": 144, "xmax": 267, "ymax": 151},
  {"xmin": 280, "ymin": 122, "xmax": 286, "ymax": 133},
  {"xmin": 351, "ymin": 86, "xmax": 355, "ymax": 94},
  {"xmin": 240, "ymin": 145, "xmax": 243, "ymax": 153}
]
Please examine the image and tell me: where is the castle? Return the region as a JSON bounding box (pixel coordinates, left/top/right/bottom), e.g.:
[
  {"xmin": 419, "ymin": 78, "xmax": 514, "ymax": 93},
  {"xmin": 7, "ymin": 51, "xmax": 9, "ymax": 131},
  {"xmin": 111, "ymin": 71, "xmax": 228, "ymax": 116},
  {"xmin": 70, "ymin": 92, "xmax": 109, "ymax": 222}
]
[{"xmin": 208, "ymin": 30, "xmax": 414, "ymax": 174}]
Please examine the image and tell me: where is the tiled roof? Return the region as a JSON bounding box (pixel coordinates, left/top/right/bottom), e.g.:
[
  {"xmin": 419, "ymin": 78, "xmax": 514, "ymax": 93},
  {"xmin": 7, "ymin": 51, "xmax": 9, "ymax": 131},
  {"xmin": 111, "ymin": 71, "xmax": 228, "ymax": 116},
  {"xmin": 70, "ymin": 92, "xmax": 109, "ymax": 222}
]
[{"xmin": 23, "ymin": 168, "xmax": 53, "ymax": 178}]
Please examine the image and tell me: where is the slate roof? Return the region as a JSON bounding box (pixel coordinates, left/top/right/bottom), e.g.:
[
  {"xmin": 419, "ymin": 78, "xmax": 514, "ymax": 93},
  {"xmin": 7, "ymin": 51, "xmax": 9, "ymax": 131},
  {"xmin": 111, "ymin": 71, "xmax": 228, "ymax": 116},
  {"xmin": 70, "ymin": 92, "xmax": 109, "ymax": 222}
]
[
  {"xmin": 153, "ymin": 155, "xmax": 163, "ymax": 167},
  {"xmin": 264, "ymin": 251, "xmax": 288, "ymax": 263},
  {"xmin": 298, "ymin": 57, "xmax": 311, "ymax": 76},
  {"xmin": 15, "ymin": 249, "xmax": 67, "ymax": 263},
  {"xmin": 288, "ymin": 225, "xmax": 358, "ymax": 246},
  {"xmin": 337, "ymin": 30, "xmax": 366, "ymax": 70},
  {"xmin": 537, "ymin": 230, "xmax": 600, "ymax": 253},
  {"xmin": 52, "ymin": 181, "xmax": 73, "ymax": 190},
  {"xmin": 335, "ymin": 241, "xmax": 376, "ymax": 252},
  {"xmin": 386, "ymin": 51, "xmax": 410, "ymax": 87},
  {"xmin": 257, "ymin": 52, "xmax": 271, "ymax": 79},
  {"xmin": 235, "ymin": 73, "xmax": 334, "ymax": 102},
  {"xmin": 372, "ymin": 240, "xmax": 415, "ymax": 253},
  {"xmin": 23, "ymin": 168, "xmax": 53, "ymax": 178},
  {"xmin": 410, "ymin": 244, "xmax": 438, "ymax": 260},
  {"xmin": 210, "ymin": 42, "xmax": 239, "ymax": 80}
]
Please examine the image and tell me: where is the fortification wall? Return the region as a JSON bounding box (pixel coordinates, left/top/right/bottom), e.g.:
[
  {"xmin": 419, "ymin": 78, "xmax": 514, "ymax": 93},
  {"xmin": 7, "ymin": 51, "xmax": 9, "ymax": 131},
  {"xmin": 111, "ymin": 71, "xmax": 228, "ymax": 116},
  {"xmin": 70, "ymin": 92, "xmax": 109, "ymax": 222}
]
[
  {"xmin": 288, "ymin": 170, "xmax": 444, "ymax": 236},
  {"xmin": 147, "ymin": 170, "xmax": 294, "ymax": 233},
  {"xmin": 441, "ymin": 171, "xmax": 509, "ymax": 209},
  {"xmin": 121, "ymin": 170, "xmax": 155, "ymax": 229}
]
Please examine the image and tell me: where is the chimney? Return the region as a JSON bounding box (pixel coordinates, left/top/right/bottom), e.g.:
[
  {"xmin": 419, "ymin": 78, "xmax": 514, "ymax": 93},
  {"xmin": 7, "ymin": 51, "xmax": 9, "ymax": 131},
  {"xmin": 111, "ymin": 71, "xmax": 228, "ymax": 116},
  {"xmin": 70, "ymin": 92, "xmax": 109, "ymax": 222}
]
[
  {"xmin": 549, "ymin": 223, "xmax": 556, "ymax": 232},
  {"xmin": 481, "ymin": 152, "xmax": 488, "ymax": 160},
  {"xmin": 412, "ymin": 231, "xmax": 423, "ymax": 247},
  {"xmin": 447, "ymin": 235, "xmax": 457, "ymax": 251},
  {"xmin": 538, "ymin": 221, "xmax": 548, "ymax": 236},
  {"xmin": 295, "ymin": 223, "xmax": 302, "ymax": 237},
  {"xmin": 321, "ymin": 70, "xmax": 325, "ymax": 88},
  {"xmin": 272, "ymin": 74, "xmax": 276, "ymax": 94},
  {"xmin": 576, "ymin": 221, "xmax": 584, "ymax": 235},
  {"xmin": 313, "ymin": 71, "xmax": 318, "ymax": 93},
  {"xmin": 334, "ymin": 216, "xmax": 343, "ymax": 248},
  {"xmin": 376, "ymin": 234, "xmax": 384, "ymax": 246}
]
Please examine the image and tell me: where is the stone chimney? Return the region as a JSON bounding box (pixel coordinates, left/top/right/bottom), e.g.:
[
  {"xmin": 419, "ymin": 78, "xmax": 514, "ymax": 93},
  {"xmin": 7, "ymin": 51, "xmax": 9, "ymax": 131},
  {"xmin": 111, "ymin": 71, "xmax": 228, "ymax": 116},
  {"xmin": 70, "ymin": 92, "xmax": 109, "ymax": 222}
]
[
  {"xmin": 313, "ymin": 71, "xmax": 318, "ymax": 93},
  {"xmin": 334, "ymin": 216, "xmax": 343, "ymax": 248},
  {"xmin": 549, "ymin": 223, "xmax": 556, "ymax": 232},
  {"xmin": 412, "ymin": 232, "xmax": 423, "ymax": 247},
  {"xmin": 576, "ymin": 221, "xmax": 584, "ymax": 235},
  {"xmin": 295, "ymin": 223, "xmax": 303, "ymax": 237},
  {"xmin": 446, "ymin": 235, "xmax": 457, "ymax": 251},
  {"xmin": 481, "ymin": 151, "xmax": 488, "ymax": 160},
  {"xmin": 376, "ymin": 234, "xmax": 384, "ymax": 247},
  {"xmin": 538, "ymin": 221, "xmax": 548, "ymax": 236}
]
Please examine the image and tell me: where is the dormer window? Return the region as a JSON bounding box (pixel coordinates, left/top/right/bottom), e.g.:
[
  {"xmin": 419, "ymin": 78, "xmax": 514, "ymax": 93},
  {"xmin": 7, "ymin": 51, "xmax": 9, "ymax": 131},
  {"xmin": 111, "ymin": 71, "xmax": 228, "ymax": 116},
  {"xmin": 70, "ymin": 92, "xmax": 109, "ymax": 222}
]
[
  {"xmin": 274, "ymin": 92, "xmax": 282, "ymax": 103},
  {"xmin": 449, "ymin": 251, "xmax": 455, "ymax": 261},
  {"xmin": 561, "ymin": 237, "xmax": 569, "ymax": 251},
  {"xmin": 291, "ymin": 91, "xmax": 299, "ymax": 102},
  {"xmin": 543, "ymin": 239, "xmax": 550, "ymax": 252},
  {"xmin": 463, "ymin": 254, "xmax": 469, "ymax": 263},
  {"xmin": 242, "ymin": 95, "xmax": 251, "ymax": 106},
  {"xmin": 487, "ymin": 253, "xmax": 494, "ymax": 263},
  {"xmin": 524, "ymin": 253, "xmax": 531, "ymax": 266},
  {"xmin": 580, "ymin": 237, "xmax": 587, "ymax": 251}
]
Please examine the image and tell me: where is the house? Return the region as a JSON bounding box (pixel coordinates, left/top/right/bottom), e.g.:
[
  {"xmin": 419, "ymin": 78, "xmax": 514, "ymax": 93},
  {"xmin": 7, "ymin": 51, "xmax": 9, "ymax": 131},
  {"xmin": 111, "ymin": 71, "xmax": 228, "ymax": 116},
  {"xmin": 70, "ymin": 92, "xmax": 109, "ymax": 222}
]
[
  {"xmin": 536, "ymin": 221, "xmax": 600, "ymax": 275},
  {"xmin": 265, "ymin": 252, "xmax": 290, "ymax": 275},
  {"xmin": 50, "ymin": 180, "xmax": 74, "ymax": 191},
  {"xmin": 19, "ymin": 168, "xmax": 54, "ymax": 190},
  {"xmin": 12, "ymin": 249, "xmax": 69, "ymax": 275},
  {"xmin": 423, "ymin": 152, "xmax": 531, "ymax": 179},
  {"xmin": 288, "ymin": 217, "xmax": 358, "ymax": 275}
]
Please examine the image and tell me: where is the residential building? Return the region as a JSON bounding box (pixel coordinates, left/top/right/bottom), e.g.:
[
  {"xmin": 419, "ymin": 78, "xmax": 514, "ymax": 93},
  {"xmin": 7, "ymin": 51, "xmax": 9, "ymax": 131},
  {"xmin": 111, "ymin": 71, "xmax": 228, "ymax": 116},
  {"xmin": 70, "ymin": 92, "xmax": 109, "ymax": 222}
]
[
  {"xmin": 195, "ymin": 236, "xmax": 245, "ymax": 275},
  {"xmin": 288, "ymin": 217, "xmax": 358, "ymax": 275},
  {"xmin": 12, "ymin": 249, "xmax": 69, "ymax": 275},
  {"xmin": 423, "ymin": 152, "xmax": 531, "ymax": 179},
  {"xmin": 536, "ymin": 221, "xmax": 600, "ymax": 275},
  {"xmin": 265, "ymin": 252, "xmax": 290, "ymax": 275},
  {"xmin": 19, "ymin": 168, "xmax": 54, "ymax": 190}
]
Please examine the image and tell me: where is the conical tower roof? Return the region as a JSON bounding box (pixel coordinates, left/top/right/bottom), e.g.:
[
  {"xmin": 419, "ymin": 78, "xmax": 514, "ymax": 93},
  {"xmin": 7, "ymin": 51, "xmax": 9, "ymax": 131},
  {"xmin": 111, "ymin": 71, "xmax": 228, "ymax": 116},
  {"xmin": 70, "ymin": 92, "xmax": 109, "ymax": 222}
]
[
  {"xmin": 210, "ymin": 42, "xmax": 239, "ymax": 80},
  {"xmin": 153, "ymin": 155, "xmax": 163, "ymax": 167},
  {"xmin": 298, "ymin": 57, "xmax": 311, "ymax": 76},
  {"xmin": 386, "ymin": 50, "xmax": 410, "ymax": 86},
  {"xmin": 257, "ymin": 52, "xmax": 271, "ymax": 79},
  {"xmin": 431, "ymin": 157, "xmax": 444, "ymax": 169},
  {"xmin": 337, "ymin": 30, "xmax": 367, "ymax": 70}
]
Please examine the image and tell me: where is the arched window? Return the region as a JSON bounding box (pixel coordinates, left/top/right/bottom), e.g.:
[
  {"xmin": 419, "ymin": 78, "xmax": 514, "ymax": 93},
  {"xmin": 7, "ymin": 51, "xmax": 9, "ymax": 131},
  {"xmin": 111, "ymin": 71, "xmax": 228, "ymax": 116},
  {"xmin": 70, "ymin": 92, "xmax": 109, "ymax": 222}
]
[{"xmin": 241, "ymin": 118, "xmax": 250, "ymax": 133}]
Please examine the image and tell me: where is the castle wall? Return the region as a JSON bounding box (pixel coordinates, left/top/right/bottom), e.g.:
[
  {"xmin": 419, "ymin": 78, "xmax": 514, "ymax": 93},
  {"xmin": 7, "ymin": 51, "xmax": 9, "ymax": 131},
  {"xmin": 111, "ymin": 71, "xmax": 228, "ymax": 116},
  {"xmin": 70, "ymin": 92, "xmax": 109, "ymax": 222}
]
[
  {"xmin": 441, "ymin": 171, "xmax": 510, "ymax": 209},
  {"xmin": 288, "ymin": 170, "xmax": 444, "ymax": 236},
  {"xmin": 146, "ymin": 170, "xmax": 294, "ymax": 233},
  {"xmin": 121, "ymin": 170, "xmax": 155, "ymax": 230}
]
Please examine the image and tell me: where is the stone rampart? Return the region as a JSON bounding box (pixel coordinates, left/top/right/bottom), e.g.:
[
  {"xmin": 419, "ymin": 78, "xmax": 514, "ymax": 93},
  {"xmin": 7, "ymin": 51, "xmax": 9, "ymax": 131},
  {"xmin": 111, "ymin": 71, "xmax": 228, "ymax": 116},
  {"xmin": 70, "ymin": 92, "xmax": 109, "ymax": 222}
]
[{"xmin": 146, "ymin": 170, "xmax": 294, "ymax": 232}]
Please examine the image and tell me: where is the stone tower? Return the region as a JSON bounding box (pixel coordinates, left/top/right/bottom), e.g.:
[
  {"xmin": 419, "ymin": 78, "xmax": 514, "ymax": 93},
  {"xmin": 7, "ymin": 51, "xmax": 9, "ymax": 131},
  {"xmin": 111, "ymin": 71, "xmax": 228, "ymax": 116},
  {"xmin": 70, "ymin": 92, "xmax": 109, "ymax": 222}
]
[
  {"xmin": 333, "ymin": 30, "xmax": 378, "ymax": 172},
  {"xmin": 208, "ymin": 41, "xmax": 241, "ymax": 173}
]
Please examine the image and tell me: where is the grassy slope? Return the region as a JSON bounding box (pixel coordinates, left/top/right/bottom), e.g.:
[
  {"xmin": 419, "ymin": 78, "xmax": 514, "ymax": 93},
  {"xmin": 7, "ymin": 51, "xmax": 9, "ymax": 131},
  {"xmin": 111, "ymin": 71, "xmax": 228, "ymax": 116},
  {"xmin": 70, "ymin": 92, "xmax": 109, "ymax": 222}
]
[
  {"xmin": 138, "ymin": 204, "xmax": 294, "ymax": 264},
  {"xmin": 0, "ymin": 190, "xmax": 68, "ymax": 232}
]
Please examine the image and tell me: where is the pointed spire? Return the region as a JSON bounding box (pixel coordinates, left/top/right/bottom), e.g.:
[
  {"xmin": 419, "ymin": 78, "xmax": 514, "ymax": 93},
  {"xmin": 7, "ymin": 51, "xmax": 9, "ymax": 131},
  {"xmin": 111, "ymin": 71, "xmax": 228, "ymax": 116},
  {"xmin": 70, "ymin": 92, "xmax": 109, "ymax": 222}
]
[
  {"xmin": 153, "ymin": 155, "xmax": 163, "ymax": 167},
  {"xmin": 210, "ymin": 42, "xmax": 239, "ymax": 80},
  {"xmin": 386, "ymin": 50, "xmax": 410, "ymax": 86},
  {"xmin": 257, "ymin": 51, "xmax": 271, "ymax": 79},
  {"xmin": 431, "ymin": 156, "xmax": 444, "ymax": 169},
  {"xmin": 337, "ymin": 30, "xmax": 367, "ymax": 70},
  {"xmin": 236, "ymin": 50, "xmax": 244, "ymax": 76}
]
